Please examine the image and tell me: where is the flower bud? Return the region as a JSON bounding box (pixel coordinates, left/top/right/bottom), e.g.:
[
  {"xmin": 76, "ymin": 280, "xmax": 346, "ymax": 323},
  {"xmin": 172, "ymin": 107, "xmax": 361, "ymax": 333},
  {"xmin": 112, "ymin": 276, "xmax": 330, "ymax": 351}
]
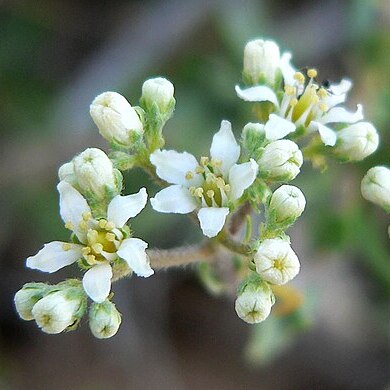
[
  {"xmin": 141, "ymin": 77, "xmax": 175, "ymax": 115},
  {"xmin": 73, "ymin": 148, "xmax": 122, "ymax": 201},
  {"xmin": 14, "ymin": 283, "xmax": 51, "ymax": 321},
  {"xmin": 254, "ymin": 238, "xmax": 300, "ymax": 285},
  {"xmin": 361, "ymin": 166, "xmax": 390, "ymax": 212},
  {"xmin": 89, "ymin": 300, "xmax": 122, "ymax": 339},
  {"xmin": 243, "ymin": 39, "xmax": 280, "ymax": 86},
  {"xmin": 242, "ymin": 122, "xmax": 266, "ymax": 156},
  {"xmin": 335, "ymin": 122, "xmax": 379, "ymax": 161},
  {"xmin": 90, "ymin": 91, "xmax": 143, "ymax": 146},
  {"xmin": 235, "ymin": 276, "xmax": 274, "ymax": 324},
  {"xmin": 58, "ymin": 162, "xmax": 75, "ymax": 183},
  {"xmin": 258, "ymin": 140, "xmax": 303, "ymax": 182},
  {"xmin": 32, "ymin": 288, "xmax": 86, "ymax": 334},
  {"xmin": 267, "ymin": 185, "xmax": 306, "ymax": 229}
]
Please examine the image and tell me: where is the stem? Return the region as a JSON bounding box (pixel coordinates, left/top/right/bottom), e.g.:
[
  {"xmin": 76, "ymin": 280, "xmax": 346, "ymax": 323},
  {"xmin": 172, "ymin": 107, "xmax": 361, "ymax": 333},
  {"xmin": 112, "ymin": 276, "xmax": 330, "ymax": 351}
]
[
  {"xmin": 229, "ymin": 202, "xmax": 252, "ymax": 235},
  {"xmin": 216, "ymin": 230, "xmax": 252, "ymax": 256}
]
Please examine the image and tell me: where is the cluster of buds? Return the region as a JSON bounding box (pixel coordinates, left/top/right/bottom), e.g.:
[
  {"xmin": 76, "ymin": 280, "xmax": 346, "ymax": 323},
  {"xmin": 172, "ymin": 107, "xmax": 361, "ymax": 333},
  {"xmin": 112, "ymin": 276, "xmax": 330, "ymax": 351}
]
[{"xmin": 14, "ymin": 38, "xmax": 385, "ymax": 337}]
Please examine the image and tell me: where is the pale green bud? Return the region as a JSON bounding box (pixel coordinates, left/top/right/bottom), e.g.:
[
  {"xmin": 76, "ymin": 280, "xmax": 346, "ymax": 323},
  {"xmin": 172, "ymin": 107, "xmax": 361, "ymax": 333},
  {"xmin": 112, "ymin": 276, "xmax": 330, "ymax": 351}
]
[
  {"xmin": 361, "ymin": 166, "xmax": 390, "ymax": 212},
  {"xmin": 90, "ymin": 91, "xmax": 143, "ymax": 146},
  {"xmin": 254, "ymin": 238, "xmax": 300, "ymax": 285},
  {"xmin": 141, "ymin": 77, "xmax": 175, "ymax": 115},
  {"xmin": 235, "ymin": 275, "xmax": 274, "ymax": 324},
  {"xmin": 32, "ymin": 288, "xmax": 86, "ymax": 334},
  {"xmin": 335, "ymin": 122, "xmax": 379, "ymax": 161},
  {"xmin": 243, "ymin": 39, "xmax": 280, "ymax": 85},
  {"xmin": 58, "ymin": 162, "xmax": 76, "ymax": 184},
  {"xmin": 242, "ymin": 122, "xmax": 266, "ymax": 157},
  {"xmin": 267, "ymin": 185, "xmax": 306, "ymax": 229},
  {"xmin": 14, "ymin": 283, "xmax": 51, "ymax": 321},
  {"xmin": 73, "ymin": 148, "xmax": 122, "ymax": 201},
  {"xmin": 89, "ymin": 300, "xmax": 122, "ymax": 339},
  {"xmin": 258, "ymin": 139, "xmax": 303, "ymax": 182}
]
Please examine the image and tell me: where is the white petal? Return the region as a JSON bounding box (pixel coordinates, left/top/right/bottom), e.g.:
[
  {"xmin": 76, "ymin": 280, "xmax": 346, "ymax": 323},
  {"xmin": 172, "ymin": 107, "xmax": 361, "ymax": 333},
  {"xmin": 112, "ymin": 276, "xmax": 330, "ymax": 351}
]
[
  {"xmin": 312, "ymin": 122, "xmax": 337, "ymax": 146},
  {"xmin": 57, "ymin": 181, "xmax": 91, "ymax": 242},
  {"xmin": 117, "ymin": 238, "xmax": 154, "ymax": 278},
  {"xmin": 279, "ymin": 52, "xmax": 296, "ymax": 86},
  {"xmin": 210, "ymin": 120, "xmax": 240, "ymax": 175},
  {"xmin": 82, "ymin": 262, "xmax": 112, "ymax": 303},
  {"xmin": 321, "ymin": 104, "xmax": 363, "ymax": 124},
  {"xmin": 228, "ymin": 159, "xmax": 258, "ymax": 201},
  {"xmin": 264, "ymin": 114, "xmax": 296, "ymax": 140},
  {"xmin": 26, "ymin": 241, "xmax": 83, "ymax": 273},
  {"xmin": 107, "ymin": 187, "xmax": 147, "ymax": 228},
  {"xmin": 150, "ymin": 149, "xmax": 202, "ymax": 187},
  {"xmin": 235, "ymin": 85, "xmax": 279, "ymax": 107},
  {"xmin": 325, "ymin": 93, "xmax": 347, "ymax": 109},
  {"xmin": 197, "ymin": 207, "xmax": 229, "ymax": 238},
  {"xmin": 329, "ymin": 79, "xmax": 352, "ymax": 95},
  {"xmin": 150, "ymin": 185, "xmax": 198, "ymax": 214}
]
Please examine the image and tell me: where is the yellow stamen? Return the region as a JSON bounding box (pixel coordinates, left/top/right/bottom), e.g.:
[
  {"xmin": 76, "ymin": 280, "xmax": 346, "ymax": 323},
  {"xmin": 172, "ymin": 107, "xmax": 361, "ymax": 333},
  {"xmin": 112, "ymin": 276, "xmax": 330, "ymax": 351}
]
[
  {"xmin": 105, "ymin": 222, "xmax": 115, "ymax": 230},
  {"xmin": 62, "ymin": 243, "xmax": 72, "ymax": 251},
  {"xmin": 211, "ymin": 159, "xmax": 222, "ymax": 168},
  {"xmin": 105, "ymin": 232, "xmax": 116, "ymax": 242},
  {"xmin": 200, "ymin": 156, "xmax": 209, "ymax": 166},
  {"xmin": 87, "ymin": 254, "xmax": 96, "ymax": 264},
  {"xmin": 215, "ymin": 177, "xmax": 226, "ymax": 189},
  {"xmin": 64, "ymin": 222, "xmax": 74, "ymax": 230},
  {"xmin": 79, "ymin": 221, "xmax": 88, "ymax": 231},
  {"xmin": 194, "ymin": 187, "xmax": 204, "ymax": 197},
  {"xmin": 82, "ymin": 247, "xmax": 91, "ymax": 255},
  {"xmin": 294, "ymin": 72, "xmax": 305, "ymax": 84},
  {"xmin": 185, "ymin": 171, "xmax": 194, "ymax": 180},
  {"xmin": 284, "ymin": 85, "xmax": 296, "ymax": 96},
  {"xmin": 224, "ymin": 184, "xmax": 231, "ymax": 193},
  {"xmin": 307, "ymin": 68, "xmax": 317, "ymax": 78},
  {"xmin": 92, "ymin": 243, "xmax": 103, "ymax": 254},
  {"xmin": 318, "ymin": 88, "xmax": 328, "ymax": 99},
  {"xmin": 189, "ymin": 186, "xmax": 195, "ymax": 195},
  {"xmin": 98, "ymin": 219, "xmax": 107, "ymax": 229},
  {"xmin": 195, "ymin": 166, "xmax": 205, "ymax": 174},
  {"xmin": 82, "ymin": 212, "xmax": 92, "ymax": 221},
  {"xmin": 319, "ymin": 103, "xmax": 328, "ymax": 112},
  {"xmin": 290, "ymin": 98, "xmax": 298, "ymax": 107},
  {"xmin": 206, "ymin": 190, "xmax": 215, "ymax": 198}
]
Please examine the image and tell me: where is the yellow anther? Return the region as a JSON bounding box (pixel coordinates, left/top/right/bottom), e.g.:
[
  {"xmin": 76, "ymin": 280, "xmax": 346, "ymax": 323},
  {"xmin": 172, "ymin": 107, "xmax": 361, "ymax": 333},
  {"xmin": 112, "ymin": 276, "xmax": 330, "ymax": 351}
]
[
  {"xmin": 284, "ymin": 85, "xmax": 296, "ymax": 96},
  {"xmin": 215, "ymin": 177, "xmax": 226, "ymax": 189},
  {"xmin": 64, "ymin": 222, "xmax": 74, "ymax": 230},
  {"xmin": 105, "ymin": 232, "xmax": 116, "ymax": 242},
  {"xmin": 224, "ymin": 184, "xmax": 231, "ymax": 193},
  {"xmin": 194, "ymin": 187, "xmax": 204, "ymax": 197},
  {"xmin": 92, "ymin": 243, "xmax": 103, "ymax": 254},
  {"xmin": 78, "ymin": 220, "xmax": 88, "ymax": 231},
  {"xmin": 87, "ymin": 254, "xmax": 96, "ymax": 264},
  {"xmin": 82, "ymin": 212, "xmax": 92, "ymax": 221},
  {"xmin": 318, "ymin": 88, "xmax": 328, "ymax": 99},
  {"xmin": 195, "ymin": 166, "xmax": 205, "ymax": 174},
  {"xmin": 206, "ymin": 190, "xmax": 215, "ymax": 198},
  {"xmin": 319, "ymin": 103, "xmax": 328, "ymax": 112},
  {"xmin": 189, "ymin": 186, "xmax": 196, "ymax": 195},
  {"xmin": 105, "ymin": 221, "xmax": 115, "ymax": 230},
  {"xmin": 307, "ymin": 68, "xmax": 317, "ymax": 78},
  {"xmin": 98, "ymin": 219, "xmax": 107, "ymax": 229},
  {"xmin": 87, "ymin": 229, "xmax": 98, "ymax": 243},
  {"xmin": 294, "ymin": 72, "xmax": 305, "ymax": 84},
  {"xmin": 312, "ymin": 95, "xmax": 320, "ymax": 104},
  {"xmin": 185, "ymin": 171, "xmax": 194, "ymax": 180},
  {"xmin": 62, "ymin": 243, "xmax": 72, "ymax": 251},
  {"xmin": 200, "ymin": 156, "xmax": 209, "ymax": 166},
  {"xmin": 82, "ymin": 247, "xmax": 91, "ymax": 255},
  {"xmin": 290, "ymin": 98, "xmax": 298, "ymax": 107},
  {"xmin": 211, "ymin": 159, "xmax": 222, "ymax": 168}
]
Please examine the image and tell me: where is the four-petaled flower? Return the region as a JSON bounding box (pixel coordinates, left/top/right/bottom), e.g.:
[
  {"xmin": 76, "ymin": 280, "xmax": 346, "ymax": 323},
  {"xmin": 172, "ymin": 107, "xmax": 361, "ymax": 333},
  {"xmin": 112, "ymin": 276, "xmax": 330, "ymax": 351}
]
[
  {"xmin": 26, "ymin": 181, "xmax": 154, "ymax": 303},
  {"xmin": 150, "ymin": 120, "xmax": 258, "ymax": 237}
]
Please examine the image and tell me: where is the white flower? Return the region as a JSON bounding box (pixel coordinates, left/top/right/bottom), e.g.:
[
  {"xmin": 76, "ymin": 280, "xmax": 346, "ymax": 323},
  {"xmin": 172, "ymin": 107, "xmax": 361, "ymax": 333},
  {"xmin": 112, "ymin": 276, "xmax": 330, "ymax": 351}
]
[
  {"xmin": 235, "ymin": 280, "xmax": 274, "ymax": 324},
  {"xmin": 72, "ymin": 148, "xmax": 120, "ymax": 201},
  {"xmin": 31, "ymin": 289, "xmax": 85, "ymax": 334},
  {"xmin": 254, "ymin": 238, "xmax": 300, "ymax": 285},
  {"xmin": 89, "ymin": 300, "xmax": 122, "ymax": 339},
  {"xmin": 335, "ymin": 122, "xmax": 379, "ymax": 161},
  {"xmin": 361, "ymin": 166, "xmax": 390, "ymax": 212},
  {"xmin": 14, "ymin": 283, "xmax": 50, "ymax": 321},
  {"xmin": 150, "ymin": 120, "xmax": 259, "ymax": 238},
  {"xmin": 268, "ymin": 185, "xmax": 306, "ymax": 227},
  {"xmin": 243, "ymin": 39, "xmax": 281, "ymax": 85},
  {"xmin": 258, "ymin": 139, "xmax": 303, "ymax": 182},
  {"xmin": 237, "ymin": 61, "xmax": 365, "ymax": 146},
  {"xmin": 90, "ymin": 91, "xmax": 143, "ymax": 146},
  {"xmin": 26, "ymin": 181, "xmax": 153, "ymax": 303},
  {"xmin": 141, "ymin": 77, "xmax": 175, "ymax": 113}
]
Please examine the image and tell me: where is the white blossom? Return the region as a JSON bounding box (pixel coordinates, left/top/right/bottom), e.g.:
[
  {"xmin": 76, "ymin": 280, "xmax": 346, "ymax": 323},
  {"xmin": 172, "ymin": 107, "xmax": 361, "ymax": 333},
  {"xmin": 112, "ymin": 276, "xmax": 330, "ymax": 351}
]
[
  {"xmin": 26, "ymin": 181, "xmax": 153, "ymax": 303},
  {"xmin": 90, "ymin": 91, "xmax": 143, "ymax": 146},
  {"xmin": 150, "ymin": 121, "xmax": 258, "ymax": 238},
  {"xmin": 89, "ymin": 300, "xmax": 122, "ymax": 339},
  {"xmin": 254, "ymin": 238, "xmax": 300, "ymax": 285},
  {"xmin": 258, "ymin": 139, "xmax": 303, "ymax": 182},
  {"xmin": 335, "ymin": 122, "xmax": 379, "ymax": 161},
  {"xmin": 361, "ymin": 166, "xmax": 390, "ymax": 212},
  {"xmin": 141, "ymin": 77, "xmax": 175, "ymax": 113}
]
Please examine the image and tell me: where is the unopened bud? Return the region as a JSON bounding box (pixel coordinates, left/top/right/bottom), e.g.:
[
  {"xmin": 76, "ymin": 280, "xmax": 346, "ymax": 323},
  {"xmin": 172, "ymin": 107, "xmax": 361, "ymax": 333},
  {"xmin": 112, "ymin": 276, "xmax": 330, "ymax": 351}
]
[
  {"xmin": 267, "ymin": 185, "xmax": 306, "ymax": 229},
  {"xmin": 243, "ymin": 39, "xmax": 281, "ymax": 86},
  {"xmin": 89, "ymin": 300, "xmax": 122, "ymax": 339},
  {"xmin": 242, "ymin": 122, "xmax": 266, "ymax": 156},
  {"xmin": 141, "ymin": 77, "xmax": 175, "ymax": 115},
  {"xmin": 90, "ymin": 91, "xmax": 143, "ymax": 146},
  {"xmin": 258, "ymin": 140, "xmax": 303, "ymax": 182},
  {"xmin": 14, "ymin": 283, "xmax": 51, "ymax": 321},
  {"xmin": 361, "ymin": 166, "xmax": 390, "ymax": 212},
  {"xmin": 335, "ymin": 122, "xmax": 379, "ymax": 161},
  {"xmin": 254, "ymin": 238, "xmax": 300, "ymax": 285},
  {"xmin": 235, "ymin": 275, "xmax": 274, "ymax": 324}
]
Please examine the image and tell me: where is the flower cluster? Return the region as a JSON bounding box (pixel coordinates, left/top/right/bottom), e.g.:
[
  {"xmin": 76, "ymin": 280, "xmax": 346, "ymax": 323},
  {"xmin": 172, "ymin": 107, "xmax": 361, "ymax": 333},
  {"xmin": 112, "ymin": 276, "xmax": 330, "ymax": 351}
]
[{"xmin": 14, "ymin": 38, "xmax": 385, "ymax": 338}]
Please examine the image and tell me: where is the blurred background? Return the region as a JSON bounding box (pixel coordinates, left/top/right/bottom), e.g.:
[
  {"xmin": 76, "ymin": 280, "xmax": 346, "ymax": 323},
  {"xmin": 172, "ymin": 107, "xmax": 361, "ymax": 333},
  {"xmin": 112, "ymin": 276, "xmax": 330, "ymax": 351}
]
[{"xmin": 1, "ymin": 0, "xmax": 389, "ymax": 389}]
